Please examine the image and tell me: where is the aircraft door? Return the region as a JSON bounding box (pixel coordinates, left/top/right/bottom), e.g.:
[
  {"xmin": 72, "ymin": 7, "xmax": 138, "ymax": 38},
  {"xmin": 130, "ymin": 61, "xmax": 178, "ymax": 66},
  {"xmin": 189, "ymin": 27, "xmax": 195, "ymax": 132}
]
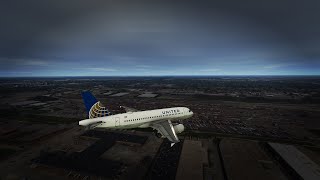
[{"xmin": 115, "ymin": 117, "xmax": 120, "ymax": 127}]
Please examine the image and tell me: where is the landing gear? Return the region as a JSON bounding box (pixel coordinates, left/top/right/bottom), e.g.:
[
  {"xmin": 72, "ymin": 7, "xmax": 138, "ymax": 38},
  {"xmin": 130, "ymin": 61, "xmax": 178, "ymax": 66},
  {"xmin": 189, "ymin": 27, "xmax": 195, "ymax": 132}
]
[{"xmin": 154, "ymin": 131, "xmax": 162, "ymax": 138}]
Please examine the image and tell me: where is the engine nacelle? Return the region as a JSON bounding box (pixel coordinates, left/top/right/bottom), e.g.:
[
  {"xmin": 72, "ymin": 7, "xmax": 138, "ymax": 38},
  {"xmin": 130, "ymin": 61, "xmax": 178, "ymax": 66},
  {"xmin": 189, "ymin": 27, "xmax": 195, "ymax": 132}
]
[{"xmin": 173, "ymin": 124, "xmax": 185, "ymax": 134}]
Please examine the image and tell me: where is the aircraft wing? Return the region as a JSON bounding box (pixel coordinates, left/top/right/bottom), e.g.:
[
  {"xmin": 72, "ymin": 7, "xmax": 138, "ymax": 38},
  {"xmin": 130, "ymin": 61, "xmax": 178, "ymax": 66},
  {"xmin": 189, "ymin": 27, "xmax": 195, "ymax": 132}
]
[
  {"xmin": 151, "ymin": 120, "xmax": 180, "ymax": 144},
  {"xmin": 120, "ymin": 106, "xmax": 140, "ymax": 113}
]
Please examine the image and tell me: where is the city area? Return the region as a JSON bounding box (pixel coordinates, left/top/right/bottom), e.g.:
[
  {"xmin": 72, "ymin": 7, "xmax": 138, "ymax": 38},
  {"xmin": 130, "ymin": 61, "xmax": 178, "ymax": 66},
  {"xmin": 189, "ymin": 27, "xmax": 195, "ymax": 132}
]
[{"xmin": 0, "ymin": 76, "xmax": 320, "ymax": 180}]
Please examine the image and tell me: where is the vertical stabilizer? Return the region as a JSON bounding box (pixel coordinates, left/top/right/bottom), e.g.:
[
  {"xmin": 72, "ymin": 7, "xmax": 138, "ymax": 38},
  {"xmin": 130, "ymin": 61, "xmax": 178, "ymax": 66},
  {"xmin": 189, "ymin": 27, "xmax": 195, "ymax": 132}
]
[
  {"xmin": 81, "ymin": 91, "xmax": 110, "ymax": 118},
  {"xmin": 82, "ymin": 91, "xmax": 98, "ymax": 114}
]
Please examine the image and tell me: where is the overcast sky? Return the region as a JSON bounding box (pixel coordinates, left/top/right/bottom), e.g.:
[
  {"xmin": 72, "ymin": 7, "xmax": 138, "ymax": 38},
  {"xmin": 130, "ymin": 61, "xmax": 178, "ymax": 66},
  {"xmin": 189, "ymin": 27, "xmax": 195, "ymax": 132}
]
[{"xmin": 0, "ymin": 0, "xmax": 319, "ymax": 76}]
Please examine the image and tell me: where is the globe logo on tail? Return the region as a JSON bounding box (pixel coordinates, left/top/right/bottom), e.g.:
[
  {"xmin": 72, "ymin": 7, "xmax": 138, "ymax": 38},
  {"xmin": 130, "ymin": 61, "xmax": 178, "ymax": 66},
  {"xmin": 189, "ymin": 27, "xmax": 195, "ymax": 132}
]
[{"xmin": 89, "ymin": 101, "xmax": 110, "ymax": 119}]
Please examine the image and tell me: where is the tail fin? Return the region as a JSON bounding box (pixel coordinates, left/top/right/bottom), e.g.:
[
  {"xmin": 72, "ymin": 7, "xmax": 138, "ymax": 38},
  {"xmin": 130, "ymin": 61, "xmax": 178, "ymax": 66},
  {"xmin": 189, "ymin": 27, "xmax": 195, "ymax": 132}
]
[{"xmin": 81, "ymin": 91, "xmax": 110, "ymax": 118}]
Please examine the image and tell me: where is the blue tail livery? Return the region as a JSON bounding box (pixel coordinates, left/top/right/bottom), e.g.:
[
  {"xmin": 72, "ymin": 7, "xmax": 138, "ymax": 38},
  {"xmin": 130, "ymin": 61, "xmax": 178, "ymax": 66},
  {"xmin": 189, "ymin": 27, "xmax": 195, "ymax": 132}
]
[{"xmin": 81, "ymin": 91, "xmax": 110, "ymax": 118}]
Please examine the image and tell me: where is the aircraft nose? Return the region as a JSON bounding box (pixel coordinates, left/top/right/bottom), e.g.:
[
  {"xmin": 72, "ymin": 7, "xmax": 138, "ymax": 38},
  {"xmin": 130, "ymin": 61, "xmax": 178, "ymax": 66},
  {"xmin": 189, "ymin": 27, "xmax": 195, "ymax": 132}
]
[{"xmin": 188, "ymin": 109, "xmax": 194, "ymax": 117}]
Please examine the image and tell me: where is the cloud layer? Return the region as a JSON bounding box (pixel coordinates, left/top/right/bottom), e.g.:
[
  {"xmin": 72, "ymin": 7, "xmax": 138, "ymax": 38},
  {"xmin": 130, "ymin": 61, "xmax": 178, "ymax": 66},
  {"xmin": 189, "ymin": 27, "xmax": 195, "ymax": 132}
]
[{"xmin": 0, "ymin": 0, "xmax": 319, "ymax": 76}]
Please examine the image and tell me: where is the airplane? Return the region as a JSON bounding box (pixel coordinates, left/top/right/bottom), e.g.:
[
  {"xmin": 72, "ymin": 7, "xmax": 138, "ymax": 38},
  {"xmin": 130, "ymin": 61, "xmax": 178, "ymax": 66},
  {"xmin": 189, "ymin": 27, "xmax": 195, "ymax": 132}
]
[{"xmin": 79, "ymin": 91, "xmax": 193, "ymax": 146}]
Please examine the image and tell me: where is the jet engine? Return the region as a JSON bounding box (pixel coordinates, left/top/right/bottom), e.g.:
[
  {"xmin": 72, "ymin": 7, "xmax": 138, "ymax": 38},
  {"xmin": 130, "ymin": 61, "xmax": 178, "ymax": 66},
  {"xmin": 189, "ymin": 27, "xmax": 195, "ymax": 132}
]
[
  {"xmin": 153, "ymin": 124, "xmax": 185, "ymax": 138},
  {"xmin": 173, "ymin": 124, "xmax": 185, "ymax": 134}
]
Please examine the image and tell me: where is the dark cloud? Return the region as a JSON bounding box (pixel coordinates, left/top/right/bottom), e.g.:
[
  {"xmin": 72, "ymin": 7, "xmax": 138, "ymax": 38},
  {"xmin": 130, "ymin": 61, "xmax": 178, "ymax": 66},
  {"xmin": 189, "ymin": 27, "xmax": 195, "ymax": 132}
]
[
  {"xmin": 212, "ymin": 1, "xmax": 320, "ymax": 59},
  {"xmin": 0, "ymin": 0, "xmax": 108, "ymax": 57},
  {"xmin": 0, "ymin": 0, "xmax": 319, "ymax": 76}
]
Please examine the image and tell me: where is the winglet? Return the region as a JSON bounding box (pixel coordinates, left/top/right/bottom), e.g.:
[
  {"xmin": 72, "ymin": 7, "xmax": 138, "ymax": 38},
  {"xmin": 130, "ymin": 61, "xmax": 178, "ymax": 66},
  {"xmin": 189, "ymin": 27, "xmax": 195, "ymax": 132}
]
[{"xmin": 170, "ymin": 143, "xmax": 175, "ymax": 147}]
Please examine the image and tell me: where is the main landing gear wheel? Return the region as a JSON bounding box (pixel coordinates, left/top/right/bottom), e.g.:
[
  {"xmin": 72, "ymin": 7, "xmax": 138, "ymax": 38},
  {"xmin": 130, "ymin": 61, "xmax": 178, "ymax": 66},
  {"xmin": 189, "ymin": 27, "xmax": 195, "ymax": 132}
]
[{"xmin": 154, "ymin": 131, "xmax": 162, "ymax": 138}]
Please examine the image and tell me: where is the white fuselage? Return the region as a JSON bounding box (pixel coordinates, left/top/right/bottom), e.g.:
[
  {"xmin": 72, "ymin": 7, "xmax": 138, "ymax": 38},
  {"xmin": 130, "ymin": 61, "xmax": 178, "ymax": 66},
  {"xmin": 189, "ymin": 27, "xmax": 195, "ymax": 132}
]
[{"xmin": 79, "ymin": 107, "xmax": 193, "ymax": 129}]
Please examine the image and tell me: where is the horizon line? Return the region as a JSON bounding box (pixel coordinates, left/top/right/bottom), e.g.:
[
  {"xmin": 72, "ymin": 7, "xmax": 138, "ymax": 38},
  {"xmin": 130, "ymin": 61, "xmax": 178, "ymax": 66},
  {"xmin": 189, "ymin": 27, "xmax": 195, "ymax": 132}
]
[{"xmin": 1, "ymin": 74, "xmax": 320, "ymax": 78}]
